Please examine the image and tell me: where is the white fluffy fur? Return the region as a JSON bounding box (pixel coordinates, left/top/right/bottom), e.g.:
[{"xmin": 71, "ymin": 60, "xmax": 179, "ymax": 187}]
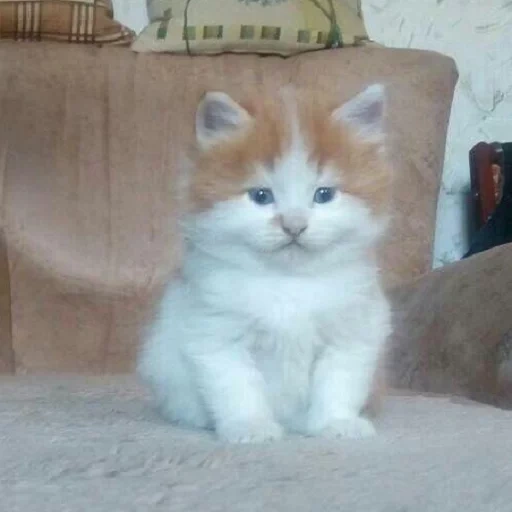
[{"xmin": 138, "ymin": 86, "xmax": 392, "ymax": 443}]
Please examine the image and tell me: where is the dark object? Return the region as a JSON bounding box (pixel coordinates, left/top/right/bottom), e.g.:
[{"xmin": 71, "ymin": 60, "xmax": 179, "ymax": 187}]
[{"xmin": 464, "ymin": 142, "xmax": 512, "ymax": 258}]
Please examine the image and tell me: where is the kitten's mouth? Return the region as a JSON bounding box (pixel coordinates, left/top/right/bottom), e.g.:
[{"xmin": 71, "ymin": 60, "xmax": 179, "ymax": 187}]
[{"xmin": 280, "ymin": 239, "xmax": 306, "ymax": 251}]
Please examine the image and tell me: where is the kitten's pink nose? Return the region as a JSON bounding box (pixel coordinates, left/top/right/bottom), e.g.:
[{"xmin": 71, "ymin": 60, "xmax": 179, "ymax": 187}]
[{"xmin": 278, "ymin": 213, "xmax": 308, "ymax": 238}]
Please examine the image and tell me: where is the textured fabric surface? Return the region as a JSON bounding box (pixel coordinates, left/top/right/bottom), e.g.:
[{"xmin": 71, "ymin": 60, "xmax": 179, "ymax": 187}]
[
  {"xmin": 1, "ymin": 375, "xmax": 512, "ymax": 512},
  {"xmin": 0, "ymin": 228, "xmax": 13, "ymax": 373},
  {"xmin": 0, "ymin": 0, "xmax": 134, "ymax": 43},
  {"xmin": 388, "ymin": 243, "xmax": 512, "ymax": 407},
  {"xmin": 0, "ymin": 43, "xmax": 456, "ymax": 373},
  {"xmin": 132, "ymin": 0, "xmax": 368, "ymax": 54}
]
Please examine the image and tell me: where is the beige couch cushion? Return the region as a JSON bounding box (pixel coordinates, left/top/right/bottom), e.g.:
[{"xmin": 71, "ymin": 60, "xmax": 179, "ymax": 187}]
[
  {"xmin": 2, "ymin": 375, "xmax": 512, "ymax": 511},
  {"xmin": 388, "ymin": 243, "xmax": 512, "ymax": 407},
  {"xmin": 0, "ymin": 0, "xmax": 133, "ymax": 43},
  {"xmin": 132, "ymin": 0, "xmax": 369, "ymax": 55},
  {"xmin": 0, "ymin": 43, "xmax": 456, "ymax": 373}
]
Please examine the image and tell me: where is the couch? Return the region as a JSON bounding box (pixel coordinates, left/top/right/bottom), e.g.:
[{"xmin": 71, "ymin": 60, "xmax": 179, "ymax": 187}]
[{"xmin": 1, "ymin": 42, "xmax": 512, "ymax": 511}]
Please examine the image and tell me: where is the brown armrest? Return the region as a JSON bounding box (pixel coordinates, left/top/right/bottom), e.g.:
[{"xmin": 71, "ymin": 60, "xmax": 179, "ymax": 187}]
[{"xmin": 386, "ymin": 244, "xmax": 512, "ymax": 406}]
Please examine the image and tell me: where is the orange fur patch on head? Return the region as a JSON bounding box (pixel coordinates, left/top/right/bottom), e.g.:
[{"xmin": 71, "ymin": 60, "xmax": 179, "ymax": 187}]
[
  {"xmin": 295, "ymin": 92, "xmax": 392, "ymax": 216},
  {"xmin": 188, "ymin": 94, "xmax": 290, "ymax": 212},
  {"xmin": 188, "ymin": 89, "xmax": 392, "ymax": 215}
]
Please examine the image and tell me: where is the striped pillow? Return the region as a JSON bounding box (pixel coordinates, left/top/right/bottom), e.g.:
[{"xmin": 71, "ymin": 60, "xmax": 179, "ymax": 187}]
[
  {"xmin": 132, "ymin": 0, "xmax": 369, "ymax": 55},
  {"xmin": 0, "ymin": 0, "xmax": 134, "ymax": 44}
]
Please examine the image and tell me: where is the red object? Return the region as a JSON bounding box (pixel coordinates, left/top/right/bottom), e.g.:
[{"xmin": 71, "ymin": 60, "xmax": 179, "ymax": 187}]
[{"xmin": 469, "ymin": 142, "xmax": 505, "ymax": 230}]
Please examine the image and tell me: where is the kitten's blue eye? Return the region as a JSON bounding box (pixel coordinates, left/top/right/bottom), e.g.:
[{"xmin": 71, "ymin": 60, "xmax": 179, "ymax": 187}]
[
  {"xmin": 248, "ymin": 188, "xmax": 274, "ymax": 205},
  {"xmin": 314, "ymin": 187, "xmax": 337, "ymax": 204}
]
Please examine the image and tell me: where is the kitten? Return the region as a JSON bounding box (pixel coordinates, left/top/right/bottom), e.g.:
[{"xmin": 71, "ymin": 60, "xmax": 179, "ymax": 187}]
[{"xmin": 138, "ymin": 84, "xmax": 392, "ymax": 443}]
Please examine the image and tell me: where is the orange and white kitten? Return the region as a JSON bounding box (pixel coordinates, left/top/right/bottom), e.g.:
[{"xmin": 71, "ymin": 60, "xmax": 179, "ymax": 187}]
[{"xmin": 139, "ymin": 85, "xmax": 392, "ymax": 443}]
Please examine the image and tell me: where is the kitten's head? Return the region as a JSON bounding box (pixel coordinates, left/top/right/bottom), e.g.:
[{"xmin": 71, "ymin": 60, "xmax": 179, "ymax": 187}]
[{"xmin": 182, "ymin": 85, "xmax": 392, "ymax": 272}]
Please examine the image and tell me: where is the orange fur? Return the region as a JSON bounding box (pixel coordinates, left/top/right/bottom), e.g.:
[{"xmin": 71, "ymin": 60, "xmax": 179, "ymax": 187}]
[{"xmin": 188, "ymin": 89, "xmax": 392, "ymax": 215}]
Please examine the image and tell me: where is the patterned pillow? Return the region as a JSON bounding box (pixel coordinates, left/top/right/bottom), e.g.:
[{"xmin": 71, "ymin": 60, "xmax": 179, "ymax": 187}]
[
  {"xmin": 132, "ymin": 0, "xmax": 369, "ymax": 55},
  {"xmin": 0, "ymin": 0, "xmax": 134, "ymax": 44}
]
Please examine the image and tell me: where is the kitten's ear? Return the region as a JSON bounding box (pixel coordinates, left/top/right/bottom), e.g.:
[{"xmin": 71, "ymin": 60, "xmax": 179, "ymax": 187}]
[
  {"xmin": 196, "ymin": 91, "xmax": 253, "ymax": 150},
  {"xmin": 332, "ymin": 84, "xmax": 386, "ymax": 142}
]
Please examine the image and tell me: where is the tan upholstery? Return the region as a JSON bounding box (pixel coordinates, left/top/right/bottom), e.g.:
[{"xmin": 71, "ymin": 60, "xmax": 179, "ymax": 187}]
[
  {"xmin": 6, "ymin": 40, "xmax": 512, "ymax": 512},
  {"xmin": 388, "ymin": 244, "xmax": 512, "ymax": 407},
  {"xmin": 0, "ymin": 42, "xmax": 456, "ymax": 374}
]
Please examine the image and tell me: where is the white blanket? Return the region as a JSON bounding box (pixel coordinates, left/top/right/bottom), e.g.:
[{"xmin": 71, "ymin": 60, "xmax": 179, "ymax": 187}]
[{"xmin": 1, "ymin": 376, "xmax": 512, "ymax": 511}]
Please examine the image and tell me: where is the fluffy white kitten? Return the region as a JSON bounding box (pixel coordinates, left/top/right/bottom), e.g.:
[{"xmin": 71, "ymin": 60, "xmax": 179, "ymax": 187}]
[{"xmin": 138, "ymin": 85, "xmax": 392, "ymax": 443}]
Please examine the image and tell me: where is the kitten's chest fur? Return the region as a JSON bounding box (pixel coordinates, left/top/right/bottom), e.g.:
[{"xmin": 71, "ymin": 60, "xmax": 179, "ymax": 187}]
[
  {"xmin": 196, "ymin": 267, "xmax": 367, "ymax": 330},
  {"xmin": 249, "ymin": 322, "xmax": 319, "ymax": 428},
  {"xmin": 193, "ymin": 266, "xmax": 376, "ymax": 426}
]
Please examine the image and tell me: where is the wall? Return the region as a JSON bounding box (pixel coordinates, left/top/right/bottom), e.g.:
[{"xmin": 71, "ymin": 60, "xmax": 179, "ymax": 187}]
[{"xmin": 111, "ymin": 0, "xmax": 149, "ymax": 35}]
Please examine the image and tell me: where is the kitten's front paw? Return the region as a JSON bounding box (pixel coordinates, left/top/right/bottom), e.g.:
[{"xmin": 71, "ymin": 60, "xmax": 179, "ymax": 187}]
[
  {"xmin": 217, "ymin": 419, "xmax": 284, "ymax": 444},
  {"xmin": 308, "ymin": 416, "xmax": 376, "ymax": 439}
]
